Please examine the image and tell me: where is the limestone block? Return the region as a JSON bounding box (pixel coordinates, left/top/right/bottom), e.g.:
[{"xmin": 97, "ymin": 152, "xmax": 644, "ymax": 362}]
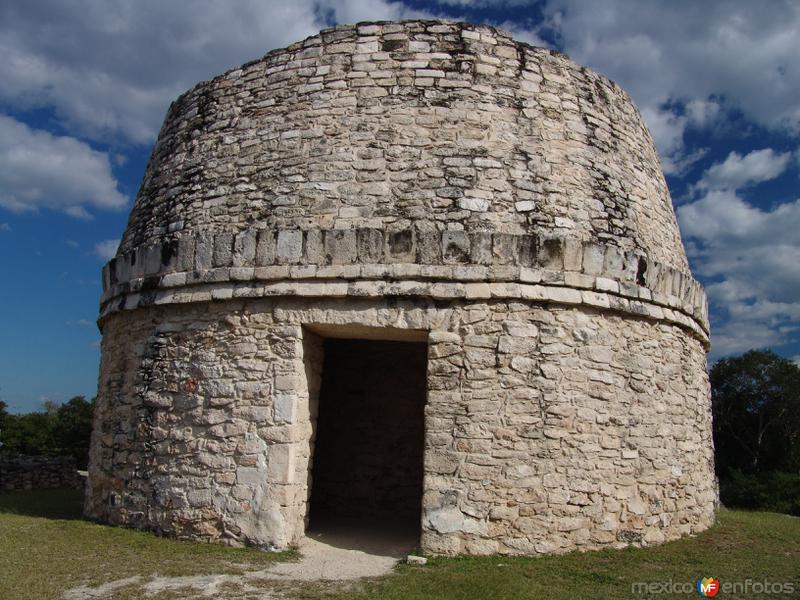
[
  {"xmin": 544, "ymin": 286, "xmax": 581, "ymax": 305},
  {"xmin": 233, "ymin": 230, "xmax": 257, "ymax": 267},
  {"xmin": 516, "ymin": 236, "xmax": 537, "ymax": 267},
  {"xmin": 595, "ymin": 277, "xmax": 619, "ymax": 294},
  {"xmin": 627, "ymin": 497, "xmax": 648, "ymax": 515},
  {"xmin": 357, "ymin": 228, "xmax": 384, "ymax": 262},
  {"xmin": 602, "ymin": 245, "xmax": 625, "ymax": 280},
  {"xmin": 114, "ymin": 255, "xmax": 129, "ymax": 284},
  {"xmin": 324, "ymin": 230, "xmax": 357, "ymax": 264},
  {"xmin": 386, "ymin": 230, "xmax": 415, "ymax": 262},
  {"xmin": 442, "ymin": 231, "xmax": 470, "ymax": 264},
  {"xmin": 539, "ymin": 237, "xmax": 564, "ymax": 270},
  {"xmin": 267, "ymin": 444, "xmax": 295, "ymax": 484},
  {"xmin": 583, "ymin": 243, "xmax": 605, "ymax": 275},
  {"xmin": 426, "ymin": 451, "xmax": 459, "ymax": 474},
  {"xmin": 277, "ymin": 230, "xmax": 303, "ymax": 264},
  {"xmin": 458, "ymin": 197, "xmax": 489, "ymax": 212},
  {"xmin": 273, "ymin": 393, "xmax": 297, "ymax": 424},
  {"xmin": 143, "ymin": 245, "xmax": 162, "ymax": 275},
  {"xmin": 161, "ymin": 272, "xmax": 187, "ymax": 288},
  {"xmin": 519, "ymin": 267, "xmax": 542, "ymax": 283},
  {"xmin": 563, "ymin": 239, "xmax": 583, "ymax": 271},
  {"xmin": 177, "ymin": 238, "xmax": 195, "ymax": 272},
  {"xmin": 159, "ymin": 240, "xmax": 180, "ymax": 272},
  {"xmin": 514, "ymin": 200, "xmax": 536, "ymax": 212},
  {"xmin": 623, "ymin": 251, "xmax": 640, "ymax": 283},
  {"xmin": 469, "ymin": 233, "xmax": 493, "ymax": 265},
  {"xmin": 230, "ymin": 268, "xmax": 255, "ymax": 281},
  {"xmin": 102, "ymin": 262, "xmax": 115, "ymax": 291},
  {"xmin": 504, "ymin": 321, "xmax": 539, "ymax": 337},
  {"xmin": 237, "ymin": 466, "xmax": 264, "ymax": 487},
  {"xmin": 305, "ymin": 230, "xmax": 324, "ymax": 265},
  {"xmin": 256, "ymin": 230, "xmax": 277, "ymax": 266},
  {"xmin": 464, "ymin": 283, "xmax": 491, "ymax": 298},
  {"xmin": 564, "ymin": 272, "xmax": 595, "ymax": 289},
  {"xmin": 582, "ymin": 290, "xmax": 610, "ymax": 308},
  {"xmin": 492, "ymin": 234, "xmax": 517, "ymax": 265},
  {"xmin": 425, "ymin": 506, "xmax": 488, "ymax": 535},
  {"xmin": 195, "ymin": 234, "xmax": 214, "ymax": 270},
  {"xmin": 556, "ymin": 517, "xmax": 589, "ymax": 532}
]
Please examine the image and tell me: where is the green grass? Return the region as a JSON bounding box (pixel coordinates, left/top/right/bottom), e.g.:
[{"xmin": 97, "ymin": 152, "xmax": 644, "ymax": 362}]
[
  {"xmin": 1, "ymin": 489, "xmax": 798, "ymax": 599},
  {"xmin": 0, "ymin": 489, "xmax": 293, "ymax": 600},
  {"xmin": 323, "ymin": 509, "xmax": 800, "ymax": 600}
]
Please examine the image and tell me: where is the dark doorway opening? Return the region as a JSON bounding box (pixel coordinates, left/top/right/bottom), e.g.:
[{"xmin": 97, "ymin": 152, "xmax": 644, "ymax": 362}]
[{"xmin": 308, "ymin": 337, "xmax": 427, "ymax": 552}]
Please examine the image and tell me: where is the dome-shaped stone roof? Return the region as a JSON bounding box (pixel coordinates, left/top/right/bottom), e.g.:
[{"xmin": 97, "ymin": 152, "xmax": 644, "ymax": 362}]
[
  {"xmin": 101, "ymin": 21, "xmax": 706, "ymax": 337},
  {"xmin": 119, "ymin": 20, "xmax": 685, "ymax": 267}
]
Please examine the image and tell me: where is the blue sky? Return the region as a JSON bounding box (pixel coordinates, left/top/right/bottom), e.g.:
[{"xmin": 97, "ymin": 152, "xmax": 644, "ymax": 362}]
[{"xmin": 1, "ymin": 0, "xmax": 798, "ymax": 412}]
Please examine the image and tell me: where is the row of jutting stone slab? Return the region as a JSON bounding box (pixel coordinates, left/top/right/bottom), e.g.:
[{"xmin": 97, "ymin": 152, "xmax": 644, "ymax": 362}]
[
  {"xmin": 100, "ymin": 277, "xmax": 709, "ymax": 344},
  {"xmin": 101, "ymin": 228, "xmax": 708, "ymax": 332}
]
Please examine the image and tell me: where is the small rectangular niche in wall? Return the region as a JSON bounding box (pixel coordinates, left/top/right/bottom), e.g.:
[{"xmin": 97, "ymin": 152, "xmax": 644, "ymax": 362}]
[{"xmin": 305, "ymin": 331, "xmax": 428, "ymax": 547}]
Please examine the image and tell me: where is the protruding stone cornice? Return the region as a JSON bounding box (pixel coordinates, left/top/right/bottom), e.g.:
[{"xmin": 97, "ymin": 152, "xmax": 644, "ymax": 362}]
[{"xmin": 100, "ymin": 228, "xmax": 709, "ymax": 343}]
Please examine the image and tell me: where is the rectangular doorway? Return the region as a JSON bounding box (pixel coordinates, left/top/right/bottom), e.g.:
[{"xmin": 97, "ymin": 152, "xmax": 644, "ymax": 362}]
[{"xmin": 307, "ymin": 336, "xmax": 428, "ymax": 550}]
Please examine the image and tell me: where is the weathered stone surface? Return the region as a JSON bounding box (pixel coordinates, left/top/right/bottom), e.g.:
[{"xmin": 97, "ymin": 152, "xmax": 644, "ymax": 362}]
[
  {"xmin": 1, "ymin": 456, "xmax": 83, "ymax": 491},
  {"xmin": 277, "ymin": 230, "xmax": 303, "ymax": 264},
  {"xmin": 88, "ymin": 295, "xmax": 716, "ymax": 555},
  {"xmin": 324, "ymin": 229, "xmax": 357, "ymax": 264},
  {"xmin": 442, "ymin": 232, "xmax": 470, "ymax": 264},
  {"xmin": 87, "ymin": 20, "xmax": 716, "ymax": 559},
  {"xmin": 116, "ymin": 23, "xmax": 689, "ymax": 275}
]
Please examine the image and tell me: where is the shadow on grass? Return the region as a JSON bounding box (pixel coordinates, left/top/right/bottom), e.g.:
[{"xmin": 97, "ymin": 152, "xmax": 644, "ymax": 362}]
[{"xmin": 0, "ymin": 488, "xmax": 86, "ymax": 520}]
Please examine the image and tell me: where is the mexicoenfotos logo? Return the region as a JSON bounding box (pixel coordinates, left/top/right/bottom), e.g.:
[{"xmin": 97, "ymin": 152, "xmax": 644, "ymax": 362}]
[
  {"xmin": 632, "ymin": 577, "xmax": 795, "ymax": 595},
  {"xmin": 696, "ymin": 577, "xmax": 720, "ymax": 597}
]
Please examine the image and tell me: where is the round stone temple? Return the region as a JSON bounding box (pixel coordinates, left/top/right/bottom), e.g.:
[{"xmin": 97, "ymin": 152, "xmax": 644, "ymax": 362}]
[{"xmin": 86, "ymin": 20, "xmax": 717, "ymax": 555}]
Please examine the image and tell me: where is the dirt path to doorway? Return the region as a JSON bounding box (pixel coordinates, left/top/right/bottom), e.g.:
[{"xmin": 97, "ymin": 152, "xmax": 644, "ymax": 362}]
[{"xmin": 62, "ymin": 524, "xmax": 416, "ymax": 599}]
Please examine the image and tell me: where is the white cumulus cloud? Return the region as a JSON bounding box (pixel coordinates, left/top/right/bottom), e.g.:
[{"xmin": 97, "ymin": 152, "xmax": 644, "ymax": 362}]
[
  {"xmin": 639, "ymin": 106, "xmax": 708, "ymax": 175},
  {"xmin": 427, "ymin": 0, "xmax": 536, "ymax": 6},
  {"xmin": 316, "ymin": 0, "xmax": 430, "ymax": 24},
  {"xmin": 0, "ymin": 0, "xmax": 429, "ymax": 146},
  {"xmin": 524, "ymin": 1, "xmax": 800, "ymax": 357},
  {"xmin": 697, "ymin": 148, "xmax": 791, "ymax": 191},
  {"xmin": 94, "ymin": 239, "xmax": 120, "ymax": 261},
  {"xmin": 678, "ymin": 163, "xmax": 800, "ymax": 357},
  {"xmin": 539, "ymin": 0, "xmax": 800, "ymax": 171},
  {"xmin": 0, "ymin": 115, "xmax": 127, "ymax": 217}
]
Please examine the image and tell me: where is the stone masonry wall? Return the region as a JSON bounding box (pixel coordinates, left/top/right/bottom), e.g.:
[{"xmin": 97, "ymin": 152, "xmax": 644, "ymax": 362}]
[
  {"xmin": 118, "ymin": 21, "xmax": 687, "ymax": 271},
  {"xmin": 0, "ymin": 455, "xmax": 84, "ymax": 491},
  {"xmin": 87, "ymin": 20, "xmax": 717, "ymax": 556},
  {"xmin": 86, "ymin": 297, "xmax": 716, "ymax": 554},
  {"xmin": 422, "ymin": 303, "xmax": 715, "ymax": 555},
  {"xmin": 100, "ymin": 227, "xmax": 709, "ymax": 336}
]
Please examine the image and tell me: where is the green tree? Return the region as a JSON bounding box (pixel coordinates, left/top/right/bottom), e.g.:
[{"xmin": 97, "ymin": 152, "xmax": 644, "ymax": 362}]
[
  {"xmin": 53, "ymin": 396, "xmax": 95, "ymax": 468},
  {"xmin": 0, "ymin": 396, "xmax": 95, "ymax": 467},
  {"xmin": 42, "ymin": 398, "xmax": 60, "ymax": 416},
  {"xmin": 710, "ymin": 350, "xmax": 800, "ymax": 475},
  {"xmin": 0, "ymin": 399, "xmax": 8, "ymax": 450},
  {"xmin": 0, "ymin": 411, "xmax": 55, "ymax": 456}
]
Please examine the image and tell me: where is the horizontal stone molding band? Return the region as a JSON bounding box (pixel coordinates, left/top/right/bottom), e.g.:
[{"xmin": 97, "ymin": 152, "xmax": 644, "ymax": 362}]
[
  {"xmin": 100, "ymin": 230, "xmax": 708, "ymax": 333},
  {"xmin": 99, "ymin": 278, "xmax": 709, "ymax": 345}
]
